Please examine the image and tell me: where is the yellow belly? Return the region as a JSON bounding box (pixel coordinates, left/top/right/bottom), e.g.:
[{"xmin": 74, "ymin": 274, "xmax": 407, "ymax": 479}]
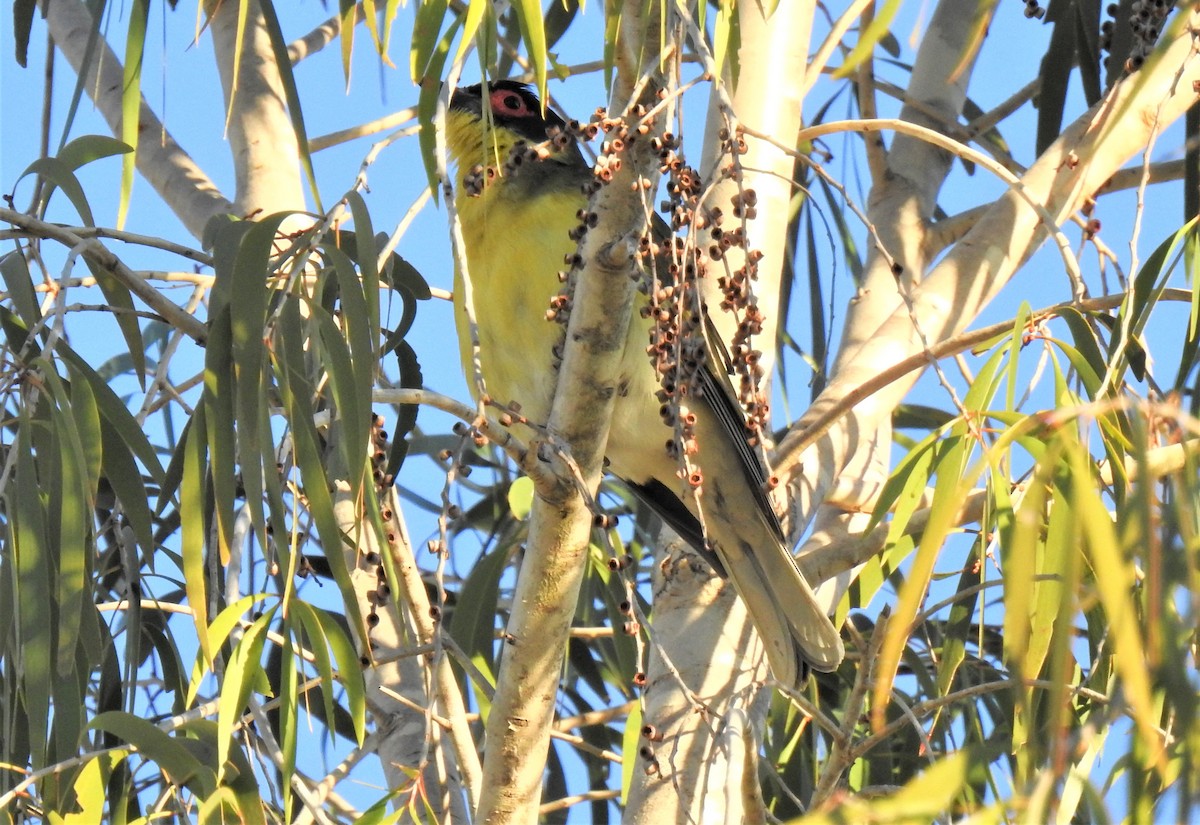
[{"xmin": 452, "ymin": 183, "xmax": 676, "ymax": 485}]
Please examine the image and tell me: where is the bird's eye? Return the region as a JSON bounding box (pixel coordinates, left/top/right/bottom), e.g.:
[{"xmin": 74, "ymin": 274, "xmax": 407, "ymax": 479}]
[{"xmin": 490, "ymin": 88, "xmax": 532, "ymax": 117}]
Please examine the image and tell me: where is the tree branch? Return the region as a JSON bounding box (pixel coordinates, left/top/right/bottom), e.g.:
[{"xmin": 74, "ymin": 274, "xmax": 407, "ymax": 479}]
[
  {"xmin": 472, "ymin": 3, "xmax": 668, "ymax": 820},
  {"xmin": 37, "ymin": 0, "xmax": 233, "ymax": 239},
  {"xmin": 779, "ymin": 11, "xmax": 1200, "ymax": 534},
  {"xmin": 208, "ymin": 0, "xmax": 306, "ymax": 219},
  {"xmin": 0, "ymin": 208, "xmax": 209, "ymax": 342}
]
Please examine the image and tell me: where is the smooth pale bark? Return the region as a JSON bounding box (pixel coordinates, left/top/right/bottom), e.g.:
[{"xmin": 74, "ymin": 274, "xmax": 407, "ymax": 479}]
[
  {"xmin": 793, "ymin": 0, "xmax": 981, "ymax": 614},
  {"xmin": 780, "ymin": 9, "xmax": 1200, "ymax": 538},
  {"xmin": 625, "ymin": 1, "xmax": 815, "ymax": 821},
  {"xmin": 623, "ymin": 536, "xmax": 773, "ymax": 824},
  {"xmin": 207, "ymin": 0, "xmax": 306, "ymax": 219}
]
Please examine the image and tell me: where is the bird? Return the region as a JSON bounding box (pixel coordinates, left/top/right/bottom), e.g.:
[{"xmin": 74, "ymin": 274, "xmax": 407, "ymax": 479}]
[{"xmin": 444, "ymin": 80, "xmax": 844, "ymax": 686}]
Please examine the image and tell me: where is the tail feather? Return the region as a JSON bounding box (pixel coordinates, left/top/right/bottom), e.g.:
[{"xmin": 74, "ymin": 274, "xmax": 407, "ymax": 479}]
[{"xmin": 689, "ymin": 406, "xmax": 845, "ymax": 685}]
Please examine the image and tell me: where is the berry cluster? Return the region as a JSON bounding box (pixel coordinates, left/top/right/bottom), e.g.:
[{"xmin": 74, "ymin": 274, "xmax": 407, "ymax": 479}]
[
  {"xmin": 641, "ymin": 125, "xmax": 773, "ymax": 476},
  {"xmin": 358, "ymin": 412, "xmax": 399, "ymax": 665},
  {"xmin": 535, "ymin": 101, "xmax": 774, "ymax": 481},
  {"xmin": 1121, "ymin": 0, "xmax": 1173, "ymax": 71}
]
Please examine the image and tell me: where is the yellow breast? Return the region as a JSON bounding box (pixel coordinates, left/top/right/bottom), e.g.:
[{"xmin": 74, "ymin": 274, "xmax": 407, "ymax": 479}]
[{"xmin": 453, "ymin": 179, "xmax": 589, "ymax": 423}]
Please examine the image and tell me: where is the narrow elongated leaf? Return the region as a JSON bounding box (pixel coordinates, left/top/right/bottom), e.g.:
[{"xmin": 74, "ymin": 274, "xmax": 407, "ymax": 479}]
[
  {"xmin": 1067, "ymin": 442, "xmax": 1159, "ymax": 763},
  {"xmin": 181, "ymin": 400, "xmax": 213, "ymax": 666},
  {"xmin": 344, "ymin": 191, "xmax": 382, "ymax": 346},
  {"xmin": 217, "ymin": 605, "xmax": 278, "ymax": 779},
  {"xmin": 19, "ymin": 157, "xmax": 97, "ymax": 225},
  {"xmin": 274, "ymin": 299, "xmax": 368, "ymax": 642},
  {"xmin": 339, "ymin": 0, "xmax": 356, "ymax": 84},
  {"xmin": 415, "ymin": 15, "xmax": 463, "ymax": 198},
  {"xmin": 118, "ymin": 0, "xmax": 150, "ymax": 228},
  {"xmin": 13, "ymin": 0, "xmax": 36, "ymax": 66},
  {"xmin": 0, "ymin": 251, "xmax": 43, "ymax": 334},
  {"xmin": 89, "ymin": 712, "xmax": 216, "ymax": 797},
  {"xmin": 55, "ymin": 346, "xmax": 164, "ymax": 481},
  {"xmin": 37, "ymin": 366, "xmax": 92, "ymax": 678},
  {"xmin": 831, "ymin": 0, "xmax": 900, "ymax": 80},
  {"xmin": 186, "ymin": 594, "xmax": 273, "ymax": 708},
  {"xmin": 410, "ymin": 0, "xmax": 449, "ymax": 81},
  {"xmin": 12, "ymin": 419, "xmax": 52, "ymax": 768},
  {"xmin": 304, "ymin": 603, "xmax": 368, "ymax": 744}
]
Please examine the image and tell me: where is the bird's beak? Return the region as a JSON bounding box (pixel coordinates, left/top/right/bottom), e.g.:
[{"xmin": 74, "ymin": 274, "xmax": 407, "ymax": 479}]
[{"xmin": 448, "ymin": 84, "xmax": 483, "ymax": 115}]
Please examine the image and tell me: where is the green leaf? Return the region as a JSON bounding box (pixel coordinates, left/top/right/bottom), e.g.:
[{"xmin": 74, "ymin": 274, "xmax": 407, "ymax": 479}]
[
  {"xmin": 277, "ymin": 632, "xmax": 298, "ymax": 821},
  {"xmin": 831, "ymin": 0, "xmax": 900, "ymax": 80},
  {"xmin": 118, "ymin": 0, "xmax": 150, "ymax": 228},
  {"xmin": 186, "ymin": 593, "xmax": 274, "ymax": 708},
  {"xmin": 415, "ymin": 15, "xmax": 463, "ymax": 199},
  {"xmin": 935, "ymin": 536, "xmax": 982, "ymax": 697},
  {"xmin": 274, "ymin": 299, "xmax": 369, "ymax": 644},
  {"xmin": 181, "ymin": 399, "xmax": 213, "ymax": 667},
  {"xmin": 339, "ymin": 0, "xmax": 357, "ymax": 84},
  {"xmin": 37, "ymin": 365, "xmax": 92, "ymax": 678},
  {"xmin": 312, "ymin": 301, "xmax": 367, "ymax": 496},
  {"xmin": 56, "ymin": 134, "xmax": 134, "ymax": 171},
  {"xmin": 13, "ymin": 0, "xmax": 36, "ymax": 66},
  {"xmin": 89, "ymin": 712, "xmax": 216, "ymax": 798},
  {"xmin": 411, "ymin": 0, "xmax": 450, "ymax": 82},
  {"xmin": 55, "ymin": 345, "xmax": 164, "ymax": 481},
  {"xmin": 11, "ymin": 418, "xmax": 52, "ymax": 768},
  {"xmin": 1066, "ymin": 441, "xmax": 1159, "ymax": 762},
  {"xmin": 449, "ymin": 544, "xmax": 509, "ymax": 682},
  {"xmin": 287, "ymin": 602, "xmax": 339, "ymax": 747},
  {"xmin": 507, "ymin": 475, "xmax": 535, "ymax": 520},
  {"xmin": 621, "ymin": 702, "xmax": 641, "ymax": 806},
  {"xmin": 59, "ymin": 750, "xmax": 129, "ymax": 825},
  {"xmin": 305, "ymin": 603, "xmax": 368, "ymax": 744},
  {"xmin": 799, "ymin": 749, "xmax": 975, "ymax": 824},
  {"xmin": 344, "ymin": 192, "xmax": 382, "ymax": 348},
  {"xmin": 454, "ymin": 0, "xmax": 492, "ymax": 67},
  {"xmin": 217, "ymin": 605, "xmax": 278, "ymax": 780},
  {"xmin": 1035, "ymin": 0, "xmax": 1076, "ymax": 156},
  {"xmin": 0, "ymin": 251, "xmax": 43, "ymax": 335},
  {"xmin": 19, "ymin": 157, "xmax": 97, "ymax": 226}
]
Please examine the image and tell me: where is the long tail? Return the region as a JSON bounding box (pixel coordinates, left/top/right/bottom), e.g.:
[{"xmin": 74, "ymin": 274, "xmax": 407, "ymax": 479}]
[{"xmin": 688, "ymin": 408, "xmax": 844, "ymax": 686}]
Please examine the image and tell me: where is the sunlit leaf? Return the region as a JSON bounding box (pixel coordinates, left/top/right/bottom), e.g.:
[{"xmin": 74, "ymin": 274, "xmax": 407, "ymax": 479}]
[
  {"xmin": 89, "ymin": 712, "xmax": 216, "ymax": 797},
  {"xmin": 216, "ymin": 605, "xmax": 278, "ymax": 780}
]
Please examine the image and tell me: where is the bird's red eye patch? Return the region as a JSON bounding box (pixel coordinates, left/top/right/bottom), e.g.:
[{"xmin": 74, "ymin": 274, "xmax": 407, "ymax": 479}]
[{"xmin": 491, "ymin": 89, "xmax": 534, "ymax": 117}]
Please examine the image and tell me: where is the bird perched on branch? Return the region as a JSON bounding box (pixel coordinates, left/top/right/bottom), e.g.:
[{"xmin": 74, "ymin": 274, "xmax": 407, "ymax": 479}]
[{"xmin": 445, "ymin": 80, "xmax": 843, "ymax": 686}]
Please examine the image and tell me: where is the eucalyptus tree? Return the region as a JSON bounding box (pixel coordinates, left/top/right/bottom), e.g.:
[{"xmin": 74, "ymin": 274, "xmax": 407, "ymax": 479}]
[{"xmin": 2, "ymin": 1, "xmax": 1198, "ymax": 822}]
